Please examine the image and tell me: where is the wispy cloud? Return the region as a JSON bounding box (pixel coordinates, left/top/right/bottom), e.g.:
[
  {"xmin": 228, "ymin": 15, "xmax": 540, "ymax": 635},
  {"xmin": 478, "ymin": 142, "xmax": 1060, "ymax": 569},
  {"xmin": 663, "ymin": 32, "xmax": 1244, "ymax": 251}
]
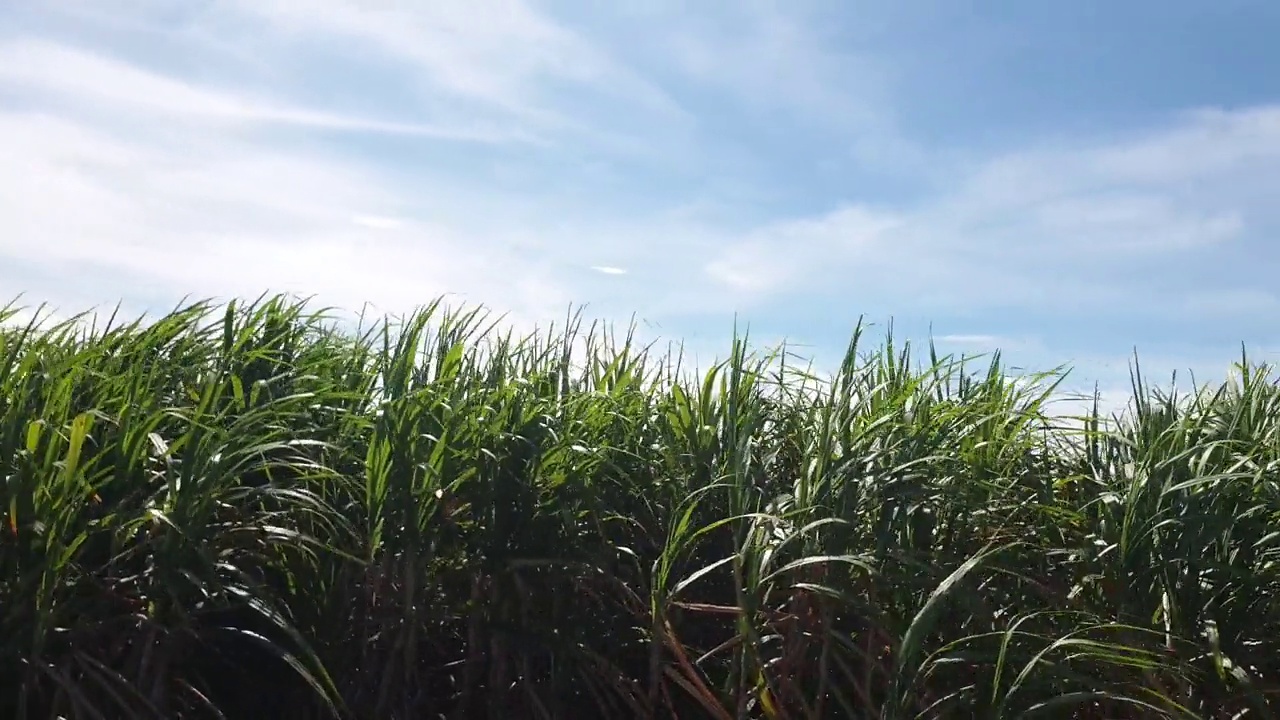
[
  {"xmin": 223, "ymin": 0, "xmax": 687, "ymax": 133},
  {"xmin": 935, "ymin": 334, "xmax": 1031, "ymax": 350},
  {"xmin": 1, "ymin": 0, "xmax": 1277, "ymax": 398},
  {"xmin": 0, "ymin": 27, "xmax": 692, "ymax": 336},
  {"xmin": 701, "ymin": 104, "xmax": 1280, "ymax": 321},
  {"xmin": 644, "ymin": 2, "xmax": 923, "ymax": 174},
  {"xmin": 351, "ymin": 215, "xmax": 409, "ymax": 231},
  {"xmin": 0, "ymin": 39, "xmax": 527, "ymax": 142},
  {"xmin": 0, "ymin": 111, "xmax": 568, "ymax": 332}
]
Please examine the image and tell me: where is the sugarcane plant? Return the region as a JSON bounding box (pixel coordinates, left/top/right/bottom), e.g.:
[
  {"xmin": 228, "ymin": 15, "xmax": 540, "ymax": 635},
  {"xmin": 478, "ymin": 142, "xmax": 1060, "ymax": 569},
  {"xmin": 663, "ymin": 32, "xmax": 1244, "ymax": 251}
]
[{"xmin": 0, "ymin": 294, "xmax": 1276, "ymax": 719}]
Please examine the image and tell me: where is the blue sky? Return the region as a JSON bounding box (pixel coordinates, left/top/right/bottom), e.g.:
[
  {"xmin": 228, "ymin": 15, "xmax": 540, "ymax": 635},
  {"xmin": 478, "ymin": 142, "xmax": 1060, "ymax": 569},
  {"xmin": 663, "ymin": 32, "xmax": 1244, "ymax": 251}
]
[{"xmin": 2, "ymin": 0, "xmax": 1279, "ymax": 410}]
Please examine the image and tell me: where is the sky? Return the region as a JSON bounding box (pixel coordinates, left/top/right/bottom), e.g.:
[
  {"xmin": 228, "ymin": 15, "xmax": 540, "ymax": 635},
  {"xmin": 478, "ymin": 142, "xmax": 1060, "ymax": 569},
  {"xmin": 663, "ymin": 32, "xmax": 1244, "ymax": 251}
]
[{"xmin": 2, "ymin": 0, "xmax": 1279, "ymax": 412}]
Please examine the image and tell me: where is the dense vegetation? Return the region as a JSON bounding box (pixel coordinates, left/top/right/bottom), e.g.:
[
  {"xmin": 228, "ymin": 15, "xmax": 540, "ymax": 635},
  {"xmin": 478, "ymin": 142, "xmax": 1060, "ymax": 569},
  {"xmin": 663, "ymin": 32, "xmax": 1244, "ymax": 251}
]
[{"xmin": 1, "ymin": 294, "xmax": 1277, "ymax": 719}]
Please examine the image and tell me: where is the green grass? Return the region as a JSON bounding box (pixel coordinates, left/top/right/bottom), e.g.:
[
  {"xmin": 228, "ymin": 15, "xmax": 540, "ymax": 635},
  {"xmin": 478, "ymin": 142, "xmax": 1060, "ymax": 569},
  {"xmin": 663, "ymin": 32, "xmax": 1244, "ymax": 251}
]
[{"xmin": 1, "ymin": 293, "xmax": 1277, "ymax": 719}]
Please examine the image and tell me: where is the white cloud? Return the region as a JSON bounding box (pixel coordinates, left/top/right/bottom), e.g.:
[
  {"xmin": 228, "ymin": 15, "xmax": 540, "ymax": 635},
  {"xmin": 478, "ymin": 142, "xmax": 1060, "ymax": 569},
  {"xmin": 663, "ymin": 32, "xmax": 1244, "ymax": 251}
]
[
  {"xmin": 0, "ymin": 27, "xmax": 695, "ymax": 340},
  {"xmin": 640, "ymin": 2, "xmax": 924, "ymax": 174},
  {"xmin": 1090, "ymin": 107, "xmax": 1280, "ymax": 183},
  {"xmin": 0, "ymin": 110, "xmax": 574, "ymax": 336},
  {"xmin": 352, "ymin": 215, "xmax": 408, "ymax": 231},
  {"xmin": 221, "ymin": 0, "xmax": 685, "ymax": 130},
  {"xmin": 1180, "ymin": 289, "xmax": 1280, "ymax": 315},
  {"xmin": 0, "ymin": 39, "xmax": 526, "ymax": 143},
  {"xmin": 2, "ymin": 0, "xmax": 1277, "ymax": 399},
  {"xmin": 936, "ymin": 334, "xmax": 999, "ymax": 345},
  {"xmin": 700, "ymin": 104, "xmax": 1280, "ymax": 317},
  {"xmin": 935, "ymin": 334, "xmax": 1031, "ymax": 350},
  {"xmin": 703, "ymin": 206, "xmax": 903, "ymax": 303}
]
